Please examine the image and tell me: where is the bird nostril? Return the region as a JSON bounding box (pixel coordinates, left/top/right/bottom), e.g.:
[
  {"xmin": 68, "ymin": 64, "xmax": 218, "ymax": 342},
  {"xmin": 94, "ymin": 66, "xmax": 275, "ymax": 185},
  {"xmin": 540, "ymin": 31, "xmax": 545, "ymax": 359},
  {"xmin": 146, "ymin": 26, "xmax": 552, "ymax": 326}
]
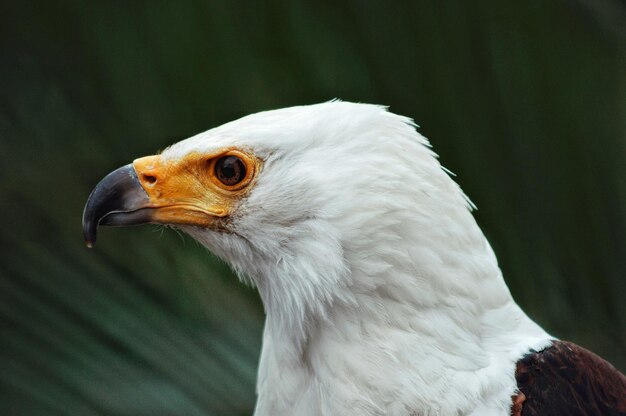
[{"xmin": 143, "ymin": 174, "xmax": 157, "ymax": 185}]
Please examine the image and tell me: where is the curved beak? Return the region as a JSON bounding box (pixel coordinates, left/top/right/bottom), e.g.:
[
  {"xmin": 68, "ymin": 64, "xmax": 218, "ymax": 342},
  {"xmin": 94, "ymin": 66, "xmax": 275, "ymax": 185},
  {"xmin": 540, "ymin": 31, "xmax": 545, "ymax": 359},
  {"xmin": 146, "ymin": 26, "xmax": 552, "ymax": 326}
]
[
  {"xmin": 82, "ymin": 164, "xmax": 151, "ymax": 248},
  {"xmin": 82, "ymin": 153, "xmax": 240, "ymax": 248}
]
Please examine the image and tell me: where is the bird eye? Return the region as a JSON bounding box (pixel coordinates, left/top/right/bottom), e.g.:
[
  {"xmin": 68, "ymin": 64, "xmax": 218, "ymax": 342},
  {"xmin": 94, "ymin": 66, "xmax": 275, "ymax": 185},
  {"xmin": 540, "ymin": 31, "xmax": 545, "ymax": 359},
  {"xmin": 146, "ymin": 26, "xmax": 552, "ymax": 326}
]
[{"xmin": 214, "ymin": 155, "xmax": 247, "ymax": 187}]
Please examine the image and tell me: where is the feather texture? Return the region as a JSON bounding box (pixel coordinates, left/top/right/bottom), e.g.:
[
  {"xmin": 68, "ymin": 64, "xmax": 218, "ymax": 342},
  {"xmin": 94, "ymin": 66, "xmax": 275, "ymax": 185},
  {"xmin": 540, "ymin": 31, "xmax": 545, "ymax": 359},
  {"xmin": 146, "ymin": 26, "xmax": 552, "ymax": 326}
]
[
  {"xmin": 515, "ymin": 341, "xmax": 626, "ymax": 416},
  {"xmin": 167, "ymin": 102, "xmax": 553, "ymax": 415}
]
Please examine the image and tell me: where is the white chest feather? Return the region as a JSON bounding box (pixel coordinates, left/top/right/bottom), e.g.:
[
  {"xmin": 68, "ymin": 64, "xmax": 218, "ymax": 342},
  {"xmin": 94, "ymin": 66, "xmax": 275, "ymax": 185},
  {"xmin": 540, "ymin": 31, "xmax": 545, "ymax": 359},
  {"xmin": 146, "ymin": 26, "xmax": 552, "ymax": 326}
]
[
  {"xmin": 248, "ymin": 191, "xmax": 551, "ymax": 416},
  {"xmin": 254, "ymin": 300, "xmax": 550, "ymax": 416}
]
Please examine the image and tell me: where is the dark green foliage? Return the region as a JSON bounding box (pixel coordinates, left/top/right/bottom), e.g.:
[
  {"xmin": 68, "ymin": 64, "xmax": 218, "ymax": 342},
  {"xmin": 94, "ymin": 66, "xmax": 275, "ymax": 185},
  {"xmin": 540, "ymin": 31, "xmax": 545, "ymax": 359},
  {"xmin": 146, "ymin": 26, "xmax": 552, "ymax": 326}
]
[{"xmin": 0, "ymin": 1, "xmax": 624, "ymax": 414}]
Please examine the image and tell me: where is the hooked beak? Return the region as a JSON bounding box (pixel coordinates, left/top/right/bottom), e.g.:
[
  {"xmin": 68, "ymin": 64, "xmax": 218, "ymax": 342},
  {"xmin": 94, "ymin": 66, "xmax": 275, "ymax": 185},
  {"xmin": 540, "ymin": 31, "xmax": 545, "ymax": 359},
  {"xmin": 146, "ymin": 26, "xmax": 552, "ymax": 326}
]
[
  {"xmin": 82, "ymin": 164, "xmax": 152, "ymax": 248},
  {"xmin": 82, "ymin": 151, "xmax": 257, "ymax": 248}
]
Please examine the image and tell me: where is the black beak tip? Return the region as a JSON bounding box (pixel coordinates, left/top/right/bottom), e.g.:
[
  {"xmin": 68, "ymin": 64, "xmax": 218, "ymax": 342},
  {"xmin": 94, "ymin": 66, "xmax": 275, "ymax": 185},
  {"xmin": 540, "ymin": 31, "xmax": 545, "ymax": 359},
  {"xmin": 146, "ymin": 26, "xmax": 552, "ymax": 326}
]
[
  {"xmin": 82, "ymin": 205, "xmax": 98, "ymax": 248},
  {"xmin": 83, "ymin": 223, "xmax": 96, "ymax": 248},
  {"xmin": 81, "ymin": 164, "xmax": 149, "ymax": 249}
]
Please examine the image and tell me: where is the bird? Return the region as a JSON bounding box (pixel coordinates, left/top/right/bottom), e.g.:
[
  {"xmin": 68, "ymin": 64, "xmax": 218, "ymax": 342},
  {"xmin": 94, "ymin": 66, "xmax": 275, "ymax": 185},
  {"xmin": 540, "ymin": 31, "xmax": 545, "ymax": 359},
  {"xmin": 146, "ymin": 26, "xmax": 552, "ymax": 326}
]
[{"xmin": 83, "ymin": 101, "xmax": 626, "ymax": 416}]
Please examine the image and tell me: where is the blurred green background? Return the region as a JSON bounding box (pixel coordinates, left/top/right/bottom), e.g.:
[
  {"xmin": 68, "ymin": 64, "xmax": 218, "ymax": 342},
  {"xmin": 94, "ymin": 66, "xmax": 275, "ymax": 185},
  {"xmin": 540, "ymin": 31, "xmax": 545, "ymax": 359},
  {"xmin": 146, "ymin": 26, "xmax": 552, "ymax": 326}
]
[{"xmin": 1, "ymin": 1, "xmax": 625, "ymax": 414}]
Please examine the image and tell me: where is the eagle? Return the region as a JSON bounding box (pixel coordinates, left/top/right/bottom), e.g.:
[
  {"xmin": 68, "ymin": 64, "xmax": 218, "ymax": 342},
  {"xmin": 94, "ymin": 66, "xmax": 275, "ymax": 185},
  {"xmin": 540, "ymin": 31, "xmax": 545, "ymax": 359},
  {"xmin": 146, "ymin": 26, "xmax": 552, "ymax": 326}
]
[{"xmin": 83, "ymin": 101, "xmax": 626, "ymax": 416}]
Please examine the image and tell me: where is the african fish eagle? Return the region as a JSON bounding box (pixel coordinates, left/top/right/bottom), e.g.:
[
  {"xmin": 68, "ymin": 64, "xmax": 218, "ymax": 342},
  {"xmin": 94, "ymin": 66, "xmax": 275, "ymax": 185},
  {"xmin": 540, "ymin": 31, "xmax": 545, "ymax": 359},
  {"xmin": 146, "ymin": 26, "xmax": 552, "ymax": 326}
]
[{"xmin": 83, "ymin": 101, "xmax": 626, "ymax": 416}]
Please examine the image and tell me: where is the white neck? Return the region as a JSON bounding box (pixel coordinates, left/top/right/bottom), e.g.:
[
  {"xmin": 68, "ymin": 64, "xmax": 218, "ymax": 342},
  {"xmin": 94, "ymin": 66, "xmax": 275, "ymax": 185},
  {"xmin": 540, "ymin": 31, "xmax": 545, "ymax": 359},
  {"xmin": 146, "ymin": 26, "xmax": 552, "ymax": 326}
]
[
  {"xmin": 253, "ymin": 249, "xmax": 550, "ymax": 416},
  {"xmin": 248, "ymin": 192, "xmax": 551, "ymax": 416}
]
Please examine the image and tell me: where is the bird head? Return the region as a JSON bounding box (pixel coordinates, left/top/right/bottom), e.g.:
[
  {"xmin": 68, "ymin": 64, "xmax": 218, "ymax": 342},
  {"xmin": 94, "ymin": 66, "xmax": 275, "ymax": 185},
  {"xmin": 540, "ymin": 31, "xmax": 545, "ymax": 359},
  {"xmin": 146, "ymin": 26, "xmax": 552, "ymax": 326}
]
[{"xmin": 83, "ymin": 101, "xmax": 496, "ymax": 341}]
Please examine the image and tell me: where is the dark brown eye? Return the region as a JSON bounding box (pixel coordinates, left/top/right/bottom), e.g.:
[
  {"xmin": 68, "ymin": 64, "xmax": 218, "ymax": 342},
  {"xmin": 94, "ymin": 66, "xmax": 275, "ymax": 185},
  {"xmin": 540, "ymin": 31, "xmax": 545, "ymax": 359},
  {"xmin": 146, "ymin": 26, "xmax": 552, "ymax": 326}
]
[{"xmin": 214, "ymin": 156, "xmax": 246, "ymax": 186}]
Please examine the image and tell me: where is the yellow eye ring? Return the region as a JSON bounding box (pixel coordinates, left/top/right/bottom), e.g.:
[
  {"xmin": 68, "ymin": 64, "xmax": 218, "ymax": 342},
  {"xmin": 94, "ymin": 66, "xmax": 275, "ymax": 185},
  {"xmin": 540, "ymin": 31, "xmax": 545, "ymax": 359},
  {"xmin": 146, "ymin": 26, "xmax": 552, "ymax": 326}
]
[{"xmin": 208, "ymin": 150, "xmax": 256, "ymax": 191}]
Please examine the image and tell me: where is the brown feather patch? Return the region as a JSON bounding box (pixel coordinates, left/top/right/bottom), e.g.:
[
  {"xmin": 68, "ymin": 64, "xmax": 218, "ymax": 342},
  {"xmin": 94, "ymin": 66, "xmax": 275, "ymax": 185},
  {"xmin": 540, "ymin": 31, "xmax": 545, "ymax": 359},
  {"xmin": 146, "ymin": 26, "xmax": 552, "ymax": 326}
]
[{"xmin": 514, "ymin": 340, "xmax": 626, "ymax": 416}]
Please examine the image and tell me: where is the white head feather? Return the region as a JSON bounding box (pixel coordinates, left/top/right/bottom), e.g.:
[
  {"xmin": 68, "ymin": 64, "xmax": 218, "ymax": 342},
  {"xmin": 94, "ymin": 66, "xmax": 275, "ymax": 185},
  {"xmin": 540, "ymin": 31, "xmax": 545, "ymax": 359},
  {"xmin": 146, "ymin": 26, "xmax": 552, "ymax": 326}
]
[{"xmin": 163, "ymin": 101, "xmax": 551, "ymax": 416}]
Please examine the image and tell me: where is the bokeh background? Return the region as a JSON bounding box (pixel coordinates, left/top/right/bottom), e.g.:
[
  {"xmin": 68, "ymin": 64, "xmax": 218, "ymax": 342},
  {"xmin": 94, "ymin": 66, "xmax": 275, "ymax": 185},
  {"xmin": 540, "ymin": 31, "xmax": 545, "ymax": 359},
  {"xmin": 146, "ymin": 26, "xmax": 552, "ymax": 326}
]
[{"xmin": 1, "ymin": 1, "xmax": 625, "ymax": 415}]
